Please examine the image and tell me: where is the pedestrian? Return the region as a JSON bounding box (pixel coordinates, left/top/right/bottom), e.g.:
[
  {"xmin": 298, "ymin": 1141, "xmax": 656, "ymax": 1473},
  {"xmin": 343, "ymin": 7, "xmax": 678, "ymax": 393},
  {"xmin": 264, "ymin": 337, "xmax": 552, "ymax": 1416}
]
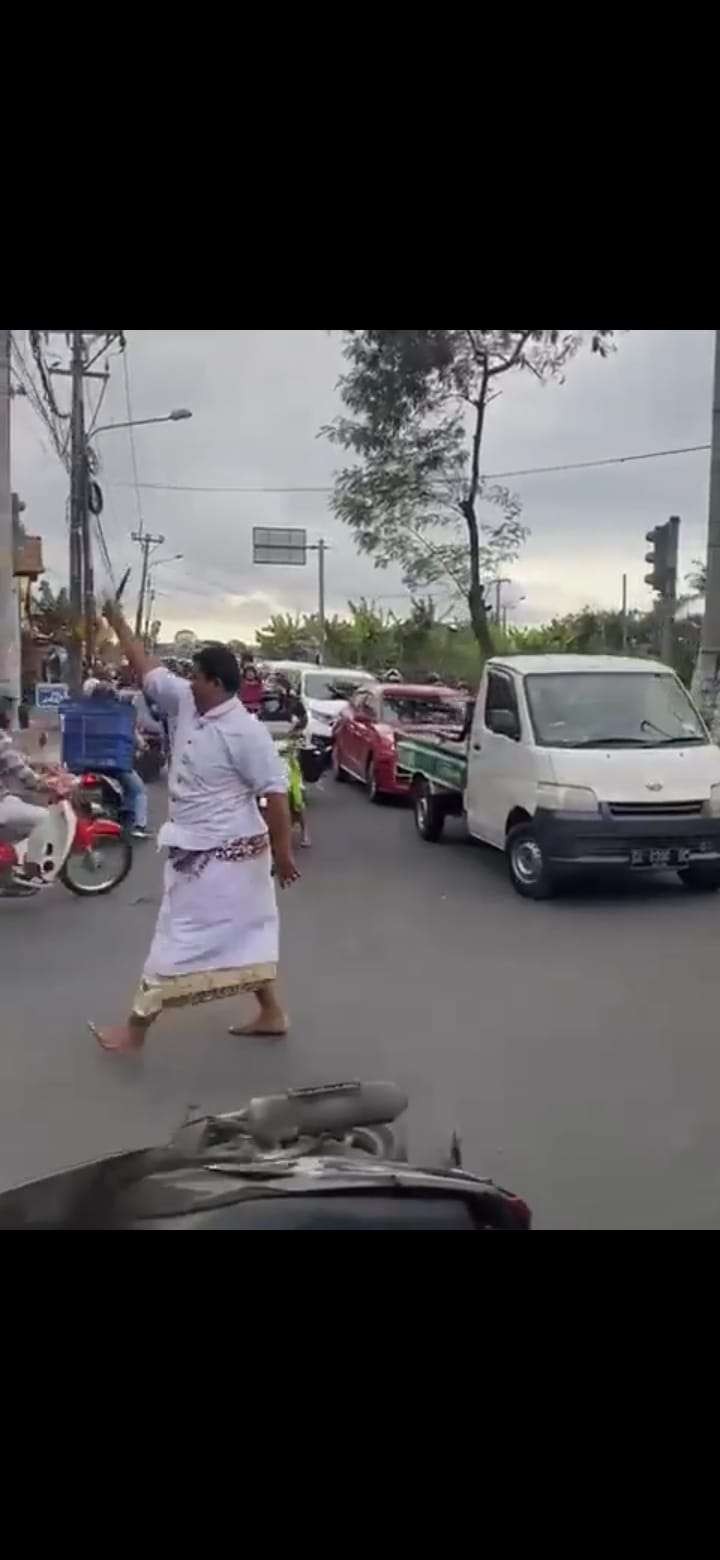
[
  {"xmin": 274, "ymin": 675, "xmax": 311, "ymax": 848},
  {"xmin": 239, "ymin": 662, "xmax": 265, "ymax": 713},
  {"xmin": 89, "ymin": 604, "xmax": 299, "ymax": 1053}
]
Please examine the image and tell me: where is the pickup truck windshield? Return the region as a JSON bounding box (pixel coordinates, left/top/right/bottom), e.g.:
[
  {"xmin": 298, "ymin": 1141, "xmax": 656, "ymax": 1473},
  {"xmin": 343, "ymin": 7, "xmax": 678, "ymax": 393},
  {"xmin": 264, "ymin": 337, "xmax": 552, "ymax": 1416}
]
[
  {"xmin": 381, "ymin": 695, "xmax": 466, "ymax": 726},
  {"xmin": 525, "ymin": 672, "xmax": 707, "ymax": 748}
]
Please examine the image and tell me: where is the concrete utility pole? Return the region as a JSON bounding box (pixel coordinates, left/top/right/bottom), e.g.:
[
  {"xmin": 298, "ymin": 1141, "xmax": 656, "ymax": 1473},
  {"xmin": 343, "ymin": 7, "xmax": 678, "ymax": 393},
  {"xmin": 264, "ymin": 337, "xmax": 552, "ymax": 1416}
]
[
  {"xmin": 0, "ymin": 329, "xmax": 20, "ymax": 724},
  {"xmin": 317, "ymin": 537, "xmax": 326, "ymax": 663},
  {"xmin": 68, "ymin": 330, "xmax": 86, "ymax": 690},
  {"xmin": 133, "ymin": 531, "xmax": 165, "ymax": 638},
  {"xmin": 621, "ymin": 573, "xmax": 628, "ymax": 651},
  {"xmin": 307, "ymin": 538, "xmax": 328, "ymax": 663},
  {"xmin": 693, "ymin": 330, "xmax": 720, "ymax": 738},
  {"xmin": 491, "ymin": 577, "xmax": 511, "ymax": 625}
]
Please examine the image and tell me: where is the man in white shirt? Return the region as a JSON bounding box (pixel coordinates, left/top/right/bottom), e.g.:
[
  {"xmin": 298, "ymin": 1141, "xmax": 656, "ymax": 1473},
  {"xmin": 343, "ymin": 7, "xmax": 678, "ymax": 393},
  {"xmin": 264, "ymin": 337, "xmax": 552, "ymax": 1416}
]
[{"xmin": 89, "ymin": 605, "xmax": 299, "ymax": 1053}]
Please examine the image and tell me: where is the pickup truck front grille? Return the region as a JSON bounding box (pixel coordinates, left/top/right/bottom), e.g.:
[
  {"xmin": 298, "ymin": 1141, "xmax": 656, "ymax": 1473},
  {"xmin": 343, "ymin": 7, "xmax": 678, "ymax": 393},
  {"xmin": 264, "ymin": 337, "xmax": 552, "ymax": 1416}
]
[{"xmin": 607, "ymin": 800, "xmax": 703, "ymax": 818}]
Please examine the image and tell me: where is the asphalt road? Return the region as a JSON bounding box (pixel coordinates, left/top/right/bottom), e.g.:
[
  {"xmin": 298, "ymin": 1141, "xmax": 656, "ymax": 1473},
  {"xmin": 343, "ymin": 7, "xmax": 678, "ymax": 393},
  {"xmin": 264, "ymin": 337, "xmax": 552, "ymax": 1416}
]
[{"xmin": 3, "ymin": 771, "xmax": 720, "ymax": 1228}]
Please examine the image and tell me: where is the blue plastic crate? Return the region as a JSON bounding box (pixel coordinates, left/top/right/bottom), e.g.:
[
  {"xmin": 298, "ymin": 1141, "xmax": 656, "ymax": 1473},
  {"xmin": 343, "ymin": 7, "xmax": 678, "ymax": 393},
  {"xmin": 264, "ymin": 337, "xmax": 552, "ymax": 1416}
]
[{"xmin": 60, "ymin": 699, "xmax": 136, "ymax": 774}]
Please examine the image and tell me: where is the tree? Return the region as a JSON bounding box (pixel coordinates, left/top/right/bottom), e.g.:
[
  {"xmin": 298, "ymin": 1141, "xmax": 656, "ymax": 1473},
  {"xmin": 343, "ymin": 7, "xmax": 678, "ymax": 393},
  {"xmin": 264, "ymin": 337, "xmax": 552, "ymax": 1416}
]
[
  {"xmin": 30, "ymin": 580, "xmax": 77, "ymax": 642},
  {"xmin": 255, "ymin": 613, "xmax": 311, "ymax": 660},
  {"xmin": 685, "ymin": 559, "xmax": 706, "ymax": 596},
  {"xmin": 324, "ymin": 329, "xmax": 616, "ymax": 654}
]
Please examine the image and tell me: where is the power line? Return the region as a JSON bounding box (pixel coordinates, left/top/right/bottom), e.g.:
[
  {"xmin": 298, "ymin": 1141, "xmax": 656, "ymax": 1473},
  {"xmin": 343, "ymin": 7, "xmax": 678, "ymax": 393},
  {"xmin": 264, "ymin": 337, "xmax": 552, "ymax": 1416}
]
[
  {"xmin": 107, "ymin": 441, "xmax": 712, "ymax": 495},
  {"xmin": 111, "ymin": 481, "xmax": 334, "ymax": 493},
  {"xmin": 10, "ymin": 335, "xmax": 70, "ymax": 472},
  {"xmin": 483, "ymin": 443, "xmax": 711, "ymax": 479},
  {"xmin": 28, "ymin": 330, "xmax": 67, "ymax": 422},
  {"xmin": 121, "ymin": 343, "xmax": 144, "ymax": 537}
]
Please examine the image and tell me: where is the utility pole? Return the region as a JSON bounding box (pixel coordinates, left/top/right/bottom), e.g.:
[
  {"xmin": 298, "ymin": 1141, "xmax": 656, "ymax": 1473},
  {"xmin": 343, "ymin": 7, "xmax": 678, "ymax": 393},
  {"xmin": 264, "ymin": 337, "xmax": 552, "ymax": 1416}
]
[
  {"xmin": 81, "ymin": 461, "xmax": 94, "ymax": 667},
  {"xmin": 317, "ymin": 537, "xmax": 326, "ymax": 663},
  {"xmin": 47, "ymin": 331, "xmax": 118, "ymax": 685},
  {"xmin": 693, "ymin": 330, "xmax": 720, "ymax": 738},
  {"xmin": 0, "ymin": 329, "xmax": 20, "ymax": 724},
  {"xmin": 307, "ymin": 538, "xmax": 327, "ymax": 663},
  {"xmin": 133, "ymin": 531, "xmax": 164, "ymax": 639},
  {"xmin": 143, "ymin": 579, "xmax": 157, "ymax": 644},
  {"xmin": 491, "ymin": 577, "xmax": 511, "ymax": 625},
  {"xmin": 621, "ymin": 573, "xmax": 628, "ymax": 651},
  {"xmin": 68, "ymin": 331, "xmax": 86, "ymax": 690}
]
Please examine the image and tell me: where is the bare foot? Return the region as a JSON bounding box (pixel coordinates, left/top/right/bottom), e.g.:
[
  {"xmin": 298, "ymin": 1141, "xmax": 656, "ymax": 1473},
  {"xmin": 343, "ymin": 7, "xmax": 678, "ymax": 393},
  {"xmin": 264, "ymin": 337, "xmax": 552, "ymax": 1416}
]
[
  {"xmin": 228, "ymin": 1016, "xmax": 289, "ymax": 1038},
  {"xmin": 88, "ymin": 1021, "xmax": 146, "ymax": 1053}
]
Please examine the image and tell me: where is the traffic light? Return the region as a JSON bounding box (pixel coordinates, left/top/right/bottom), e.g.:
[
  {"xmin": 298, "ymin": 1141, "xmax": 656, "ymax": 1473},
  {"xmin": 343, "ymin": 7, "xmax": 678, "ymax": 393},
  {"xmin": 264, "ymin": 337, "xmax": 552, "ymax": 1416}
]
[{"xmin": 645, "ymin": 515, "xmax": 680, "ymax": 599}]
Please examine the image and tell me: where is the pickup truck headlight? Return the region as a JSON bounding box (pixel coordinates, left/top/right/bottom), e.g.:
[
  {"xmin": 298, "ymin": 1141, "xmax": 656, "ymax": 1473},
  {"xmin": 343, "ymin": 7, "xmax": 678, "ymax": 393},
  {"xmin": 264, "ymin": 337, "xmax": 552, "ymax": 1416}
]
[
  {"xmin": 707, "ymin": 783, "xmax": 720, "ymax": 816},
  {"xmin": 537, "ymin": 783, "xmax": 600, "ymax": 813}
]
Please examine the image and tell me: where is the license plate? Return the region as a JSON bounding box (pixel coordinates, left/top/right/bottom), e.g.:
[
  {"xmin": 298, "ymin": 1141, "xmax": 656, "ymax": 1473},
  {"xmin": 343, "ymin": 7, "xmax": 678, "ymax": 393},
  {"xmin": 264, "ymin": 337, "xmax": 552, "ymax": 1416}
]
[{"xmin": 631, "ymin": 846, "xmax": 691, "ymax": 868}]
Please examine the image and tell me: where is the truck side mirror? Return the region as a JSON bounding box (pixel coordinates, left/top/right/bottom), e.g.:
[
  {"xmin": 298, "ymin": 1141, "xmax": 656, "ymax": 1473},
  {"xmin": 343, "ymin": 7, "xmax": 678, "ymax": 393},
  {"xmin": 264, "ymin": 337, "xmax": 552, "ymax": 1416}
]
[{"xmin": 488, "ymin": 708, "xmax": 520, "ymax": 740}]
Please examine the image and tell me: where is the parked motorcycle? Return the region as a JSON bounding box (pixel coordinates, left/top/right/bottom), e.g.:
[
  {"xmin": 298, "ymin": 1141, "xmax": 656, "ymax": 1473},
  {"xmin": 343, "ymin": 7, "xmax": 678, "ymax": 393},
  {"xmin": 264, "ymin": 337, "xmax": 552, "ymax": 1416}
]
[
  {"xmin": 0, "ymin": 1080, "xmax": 531, "ymax": 1229},
  {"xmin": 0, "ymin": 789, "xmax": 132, "ymax": 899}
]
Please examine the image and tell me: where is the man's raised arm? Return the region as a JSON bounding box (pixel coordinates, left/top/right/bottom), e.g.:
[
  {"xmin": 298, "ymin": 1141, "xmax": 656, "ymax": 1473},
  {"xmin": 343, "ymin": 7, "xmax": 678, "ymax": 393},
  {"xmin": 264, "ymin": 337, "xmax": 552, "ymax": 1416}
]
[{"xmin": 103, "ymin": 601, "xmax": 160, "ymax": 684}]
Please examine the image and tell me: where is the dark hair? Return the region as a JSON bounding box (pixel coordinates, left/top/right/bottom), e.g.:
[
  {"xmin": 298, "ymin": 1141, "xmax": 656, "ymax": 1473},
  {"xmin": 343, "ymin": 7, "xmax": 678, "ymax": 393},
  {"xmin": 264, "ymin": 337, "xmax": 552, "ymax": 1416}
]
[{"xmin": 193, "ymin": 643, "xmax": 241, "ymax": 695}]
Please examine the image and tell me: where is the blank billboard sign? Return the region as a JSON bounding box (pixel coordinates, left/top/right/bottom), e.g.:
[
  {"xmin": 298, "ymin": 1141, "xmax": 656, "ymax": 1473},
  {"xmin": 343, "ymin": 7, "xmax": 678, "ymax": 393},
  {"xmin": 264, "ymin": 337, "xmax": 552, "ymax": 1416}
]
[{"xmin": 253, "ymin": 527, "xmax": 307, "ymax": 566}]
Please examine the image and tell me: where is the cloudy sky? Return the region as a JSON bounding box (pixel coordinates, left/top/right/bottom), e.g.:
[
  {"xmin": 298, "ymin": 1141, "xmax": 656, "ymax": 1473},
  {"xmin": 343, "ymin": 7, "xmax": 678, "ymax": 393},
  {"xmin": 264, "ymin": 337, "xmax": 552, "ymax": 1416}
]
[{"xmin": 9, "ymin": 329, "xmax": 715, "ymax": 641}]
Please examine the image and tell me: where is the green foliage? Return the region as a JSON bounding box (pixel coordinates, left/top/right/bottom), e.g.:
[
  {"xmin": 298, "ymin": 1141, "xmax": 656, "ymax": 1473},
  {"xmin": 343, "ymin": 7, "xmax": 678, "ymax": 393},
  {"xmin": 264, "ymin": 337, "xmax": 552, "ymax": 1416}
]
[
  {"xmin": 255, "ymin": 597, "xmax": 700, "ymax": 691},
  {"xmin": 503, "ymin": 605, "xmax": 701, "ymax": 688},
  {"xmin": 323, "ymin": 329, "xmax": 616, "ymax": 653}
]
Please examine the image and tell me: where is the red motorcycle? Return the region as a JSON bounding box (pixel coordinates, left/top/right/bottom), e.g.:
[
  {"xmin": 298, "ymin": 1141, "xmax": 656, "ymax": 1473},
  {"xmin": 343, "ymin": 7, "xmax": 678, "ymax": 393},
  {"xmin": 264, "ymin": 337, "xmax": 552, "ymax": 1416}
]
[{"xmin": 0, "ymin": 788, "xmax": 132, "ymax": 899}]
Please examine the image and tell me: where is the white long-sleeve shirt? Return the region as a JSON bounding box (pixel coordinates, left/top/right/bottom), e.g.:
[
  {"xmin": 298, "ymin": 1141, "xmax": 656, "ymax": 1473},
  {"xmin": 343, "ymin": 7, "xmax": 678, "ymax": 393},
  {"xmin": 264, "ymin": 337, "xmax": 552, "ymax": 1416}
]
[
  {"xmin": 144, "ymin": 668, "xmax": 286, "ymax": 851},
  {"xmin": 0, "ymin": 732, "xmax": 43, "ymax": 801}
]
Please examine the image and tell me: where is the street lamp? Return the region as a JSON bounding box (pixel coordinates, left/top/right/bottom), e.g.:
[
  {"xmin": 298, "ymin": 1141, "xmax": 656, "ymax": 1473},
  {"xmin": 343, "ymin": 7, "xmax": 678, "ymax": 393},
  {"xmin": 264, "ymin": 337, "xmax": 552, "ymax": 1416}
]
[
  {"xmin": 150, "ymin": 553, "xmax": 184, "ymax": 569},
  {"xmin": 144, "ymin": 555, "xmax": 184, "ymax": 643},
  {"xmin": 502, "ymin": 595, "xmax": 527, "ymax": 633},
  {"xmin": 88, "ymin": 409, "xmax": 192, "ymax": 441},
  {"xmin": 82, "ymin": 413, "xmax": 191, "ymax": 638}
]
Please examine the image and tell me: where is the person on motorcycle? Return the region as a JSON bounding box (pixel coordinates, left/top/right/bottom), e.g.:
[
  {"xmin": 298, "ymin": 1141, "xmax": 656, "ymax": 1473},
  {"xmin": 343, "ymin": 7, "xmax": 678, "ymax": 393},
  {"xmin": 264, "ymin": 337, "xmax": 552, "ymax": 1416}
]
[
  {"xmin": 82, "ymin": 678, "xmax": 151, "ymax": 839},
  {"xmin": 0, "ymin": 711, "xmax": 57, "ymax": 895},
  {"xmin": 238, "ymin": 659, "xmax": 265, "ymax": 714}
]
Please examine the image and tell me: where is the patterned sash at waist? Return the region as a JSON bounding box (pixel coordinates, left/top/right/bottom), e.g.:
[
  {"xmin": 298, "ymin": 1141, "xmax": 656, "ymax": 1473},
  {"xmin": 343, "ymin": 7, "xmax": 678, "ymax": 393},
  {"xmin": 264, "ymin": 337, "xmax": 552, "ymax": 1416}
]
[{"xmin": 168, "ymin": 832, "xmax": 269, "ymax": 880}]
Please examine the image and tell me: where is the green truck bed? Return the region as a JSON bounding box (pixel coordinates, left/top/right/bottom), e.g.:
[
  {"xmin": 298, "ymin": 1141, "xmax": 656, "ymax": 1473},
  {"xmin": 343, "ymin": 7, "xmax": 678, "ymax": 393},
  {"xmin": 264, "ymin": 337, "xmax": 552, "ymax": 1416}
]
[{"xmin": 395, "ymin": 732, "xmax": 468, "ymax": 795}]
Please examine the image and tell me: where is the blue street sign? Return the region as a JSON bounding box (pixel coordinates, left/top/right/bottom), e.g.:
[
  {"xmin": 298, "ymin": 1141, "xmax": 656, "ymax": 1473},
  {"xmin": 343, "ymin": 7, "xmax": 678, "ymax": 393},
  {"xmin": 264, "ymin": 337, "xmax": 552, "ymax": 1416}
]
[{"xmin": 35, "ymin": 683, "xmax": 69, "ymax": 709}]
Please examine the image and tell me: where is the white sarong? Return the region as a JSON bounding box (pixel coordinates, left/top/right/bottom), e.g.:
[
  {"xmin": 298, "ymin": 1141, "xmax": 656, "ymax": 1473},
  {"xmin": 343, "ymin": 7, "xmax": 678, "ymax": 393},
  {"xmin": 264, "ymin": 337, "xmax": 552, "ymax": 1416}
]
[{"xmin": 132, "ymin": 844, "xmax": 279, "ymax": 1020}]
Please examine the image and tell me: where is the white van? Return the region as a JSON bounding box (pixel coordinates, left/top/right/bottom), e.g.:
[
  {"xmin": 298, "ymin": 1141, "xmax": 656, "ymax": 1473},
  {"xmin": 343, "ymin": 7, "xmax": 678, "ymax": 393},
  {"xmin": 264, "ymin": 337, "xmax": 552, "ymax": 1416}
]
[
  {"xmin": 260, "ymin": 661, "xmax": 372, "ymax": 764},
  {"xmin": 397, "ymin": 655, "xmax": 720, "ymax": 898}
]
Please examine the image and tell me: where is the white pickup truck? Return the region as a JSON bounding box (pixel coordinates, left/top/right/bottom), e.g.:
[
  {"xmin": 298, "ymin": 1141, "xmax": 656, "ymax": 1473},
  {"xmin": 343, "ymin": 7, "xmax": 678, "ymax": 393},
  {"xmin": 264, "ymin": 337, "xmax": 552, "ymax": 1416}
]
[{"xmin": 395, "ymin": 654, "xmax": 720, "ymax": 899}]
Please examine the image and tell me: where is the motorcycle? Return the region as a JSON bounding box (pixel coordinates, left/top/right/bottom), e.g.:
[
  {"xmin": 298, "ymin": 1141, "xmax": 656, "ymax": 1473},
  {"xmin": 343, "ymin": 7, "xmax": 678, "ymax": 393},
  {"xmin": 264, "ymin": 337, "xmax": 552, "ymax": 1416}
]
[
  {"xmin": 0, "ymin": 1080, "xmax": 531, "ymax": 1229},
  {"xmin": 134, "ymin": 732, "xmax": 166, "ymax": 783},
  {"xmin": 0, "ymin": 785, "xmax": 132, "ymax": 899},
  {"xmin": 75, "ymin": 770, "xmax": 129, "ymax": 825}
]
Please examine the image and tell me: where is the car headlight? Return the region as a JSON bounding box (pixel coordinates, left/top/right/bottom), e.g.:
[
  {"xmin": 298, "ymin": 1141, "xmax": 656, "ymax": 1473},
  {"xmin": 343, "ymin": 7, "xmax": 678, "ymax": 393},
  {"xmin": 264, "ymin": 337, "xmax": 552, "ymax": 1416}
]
[
  {"xmin": 707, "ymin": 783, "xmax": 720, "ymax": 816},
  {"xmin": 537, "ymin": 783, "xmax": 600, "ymax": 813}
]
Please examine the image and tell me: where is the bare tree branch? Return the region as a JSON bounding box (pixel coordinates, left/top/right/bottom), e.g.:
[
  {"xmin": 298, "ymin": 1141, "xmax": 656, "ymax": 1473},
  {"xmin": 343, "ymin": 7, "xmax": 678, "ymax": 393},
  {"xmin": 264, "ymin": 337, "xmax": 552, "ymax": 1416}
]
[{"xmin": 486, "ymin": 330, "xmax": 534, "ymax": 378}]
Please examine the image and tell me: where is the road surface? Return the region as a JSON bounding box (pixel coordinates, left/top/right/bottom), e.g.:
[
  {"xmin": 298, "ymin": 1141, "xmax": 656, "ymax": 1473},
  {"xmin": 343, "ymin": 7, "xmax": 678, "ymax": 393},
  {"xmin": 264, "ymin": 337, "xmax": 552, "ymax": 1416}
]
[{"xmin": 2, "ymin": 773, "xmax": 720, "ymax": 1228}]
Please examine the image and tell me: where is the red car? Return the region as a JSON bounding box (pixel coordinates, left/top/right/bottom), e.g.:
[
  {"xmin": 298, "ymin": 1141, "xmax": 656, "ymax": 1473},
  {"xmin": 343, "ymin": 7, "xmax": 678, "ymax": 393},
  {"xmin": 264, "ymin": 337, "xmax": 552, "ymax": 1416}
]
[{"xmin": 332, "ymin": 682, "xmax": 467, "ymax": 802}]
